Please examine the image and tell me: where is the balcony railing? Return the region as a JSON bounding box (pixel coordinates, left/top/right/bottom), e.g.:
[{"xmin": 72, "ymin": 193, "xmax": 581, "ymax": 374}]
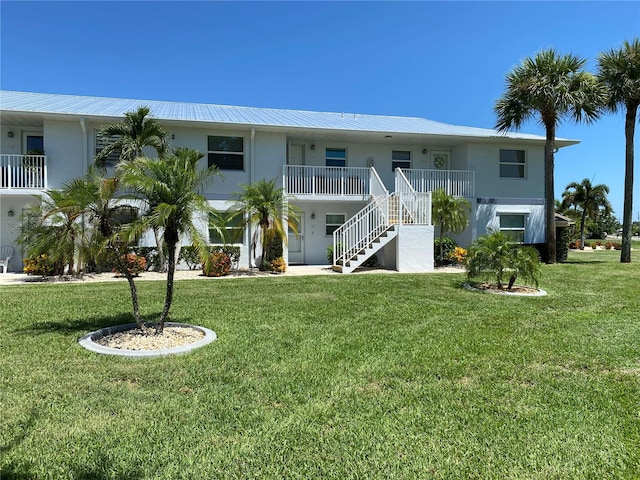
[
  {"xmin": 1, "ymin": 154, "xmax": 48, "ymax": 190},
  {"xmin": 284, "ymin": 165, "xmax": 370, "ymax": 196},
  {"xmin": 399, "ymin": 168, "xmax": 475, "ymax": 198}
]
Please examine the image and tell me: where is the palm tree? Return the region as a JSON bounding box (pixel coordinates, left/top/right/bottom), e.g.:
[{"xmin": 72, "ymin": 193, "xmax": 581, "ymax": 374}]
[
  {"xmin": 95, "ymin": 106, "xmax": 169, "ymax": 270},
  {"xmin": 65, "ymin": 169, "xmax": 143, "ymax": 327},
  {"xmin": 466, "ymin": 230, "xmax": 541, "ymax": 290},
  {"xmin": 431, "ymin": 189, "xmax": 470, "ymax": 263},
  {"xmin": 495, "ymin": 49, "xmax": 606, "ymax": 264},
  {"xmin": 22, "ymin": 189, "xmax": 86, "ymax": 275},
  {"xmin": 561, "ymin": 178, "xmax": 612, "ymax": 250},
  {"xmin": 231, "ymin": 178, "xmax": 299, "ymax": 270},
  {"xmin": 119, "ymin": 148, "xmax": 220, "ymax": 333},
  {"xmin": 95, "ymin": 106, "xmax": 167, "ymax": 167},
  {"xmin": 597, "ymin": 39, "xmax": 640, "ymax": 263}
]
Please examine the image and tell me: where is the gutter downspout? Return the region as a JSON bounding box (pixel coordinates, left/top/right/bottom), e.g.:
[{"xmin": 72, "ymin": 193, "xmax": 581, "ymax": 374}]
[
  {"xmin": 250, "ymin": 127, "xmax": 255, "ymax": 183},
  {"xmin": 80, "ymin": 118, "xmax": 88, "ymax": 175}
]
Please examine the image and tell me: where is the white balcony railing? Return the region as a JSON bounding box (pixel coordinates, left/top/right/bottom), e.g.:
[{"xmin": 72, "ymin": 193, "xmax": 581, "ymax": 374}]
[
  {"xmin": 399, "ymin": 168, "xmax": 475, "ymax": 197},
  {"xmin": 1, "ymin": 154, "xmax": 48, "ymax": 190},
  {"xmin": 284, "ymin": 165, "xmax": 370, "ymax": 196}
]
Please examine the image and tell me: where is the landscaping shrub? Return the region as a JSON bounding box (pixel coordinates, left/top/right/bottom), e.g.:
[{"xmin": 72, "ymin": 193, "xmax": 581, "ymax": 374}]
[
  {"xmin": 270, "ymin": 256, "xmax": 287, "ymax": 273},
  {"xmin": 178, "ymin": 246, "xmax": 202, "ymax": 270},
  {"xmin": 203, "ymin": 251, "xmax": 232, "ymax": 277},
  {"xmin": 556, "ymin": 226, "xmax": 572, "ymax": 262},
  {"xmin": 434, "ymin": 237, "xmax": 458, "ymax": 266},
  {"xmin": 569, "ymin": 240, "xmax": 581, "ymax": 250},
  {"xmin": 131, "ymin": 247, "xmax": 160, "ymax": 271},
  {"xmin": 113, "ymin": 253, "xmax": 146, "ymax": 276},
  {"xmin": 447, "ymin": 246, "xmax": 467, "ymax": 265},
  {"xmin": 23, "ymin": 254, "xmax": 62, "ymax": 276},
  {"xmin": 326, "ymin": 242, "xmax": 344, "ymax": 264}
]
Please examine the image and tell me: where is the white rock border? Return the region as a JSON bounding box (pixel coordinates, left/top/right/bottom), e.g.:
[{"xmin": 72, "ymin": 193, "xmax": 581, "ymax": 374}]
[
  {"xmin": 79, "ymin": 322, "xmax": 217, "ymax": 358},
  {"xmin": 463, "ymin": 283, "xmax": 547, "ymax": 297}
]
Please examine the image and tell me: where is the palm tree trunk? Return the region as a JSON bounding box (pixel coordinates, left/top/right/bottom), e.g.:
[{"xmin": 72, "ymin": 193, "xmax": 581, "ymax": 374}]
[
  {"xmin": 111, "ymin": 248, "xmax": 142, "ymax": 329},
  {"xmin": 544, "ymin": 126, "xmax": 557, "ymax": 264},
  {"xmin": 158, "ymin": 240, "xmax": 176, "ymax": 334},
  {"xmin": 620, "ymin": 105, "xmax": 636, "ymax": 263},
  {"xmin": 580, "ymin": 209, "xmax": 587, "ymax": 250},
  {"xmin": 154, "ymin": 227, "xmax": 167, "ymax": 272}
]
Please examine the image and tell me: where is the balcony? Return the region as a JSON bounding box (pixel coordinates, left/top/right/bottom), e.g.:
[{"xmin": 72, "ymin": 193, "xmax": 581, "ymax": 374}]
[
  {"xmin": 400, "ymin": 168, "xmax": 475, "ymax": 198},
  {"xmin": 284, "ymin": 165, "xmax": 370, "ymax": 198},
  {"xmin": 1, "ymin": 154, "xmax": 48, "ymax": 191}
]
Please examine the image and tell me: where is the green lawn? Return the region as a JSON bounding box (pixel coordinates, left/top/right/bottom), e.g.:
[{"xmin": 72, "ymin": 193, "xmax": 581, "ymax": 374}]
[{"xmin": 1, "ymin": 251, "xmax": 639, "ymax": 479}]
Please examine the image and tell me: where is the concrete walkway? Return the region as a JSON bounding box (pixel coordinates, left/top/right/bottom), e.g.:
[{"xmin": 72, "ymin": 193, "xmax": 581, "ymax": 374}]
[{"xmin": 0, "ymin": 264, "xmax": 464, "ymax": 285}]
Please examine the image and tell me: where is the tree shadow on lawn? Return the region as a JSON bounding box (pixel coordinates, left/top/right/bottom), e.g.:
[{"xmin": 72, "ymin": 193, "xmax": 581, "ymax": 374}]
[
  {"xmin": 12, "ymin": 313, "xmax": 163, "ymax": 337},
  {"xmin": 560, "ymin": 259, "xmax": 609, "ymax": 265}
]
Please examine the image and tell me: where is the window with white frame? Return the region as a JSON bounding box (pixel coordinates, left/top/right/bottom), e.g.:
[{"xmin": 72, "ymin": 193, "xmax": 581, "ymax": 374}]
[
  {"xmin": 208, "ymin": 136, "xmax": 244, "ymax": 170},
  {"xmin": 499, "ymin": 214, "xmax": 526, "ymax": 243},
  {"xmin": 325, "ymin": 213, "xmax": 345, "ymax": 236},
  {"xmin": 209, "ymin": 211, "xmax": 244, "ymax": 244},
  {"xmin": 392, "ymin": 150, "xmax": 411, "ymax": 171},
  {"xmin": 325, "ymin": 148, "xmax": 346, "ymax": 167},
  {"xmin": 499, "ymin": 149, "xmax": 526, "ymax": 178}
]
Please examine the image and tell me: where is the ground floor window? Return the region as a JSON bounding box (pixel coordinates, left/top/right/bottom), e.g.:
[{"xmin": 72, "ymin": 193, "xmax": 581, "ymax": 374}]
[
  {"xmin": 209, "ymin": 211, "xmax": 244, "ymax": 244},
  {"xmin": 325, "ymin": 213, "xmax": 345, "ymax": 236},
  {"xmin": 499, "ymin": 214, "xmax": 526, "ymax": 243}
]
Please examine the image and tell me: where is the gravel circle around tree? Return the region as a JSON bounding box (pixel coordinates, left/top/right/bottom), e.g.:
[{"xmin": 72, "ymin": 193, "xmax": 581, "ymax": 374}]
[{"xmin": 79, "ymin": 322, "xmax": 217, "ymax": 357}]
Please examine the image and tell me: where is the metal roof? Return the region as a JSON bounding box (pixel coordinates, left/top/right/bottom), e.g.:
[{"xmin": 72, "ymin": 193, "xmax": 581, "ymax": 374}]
[{"xmin": 0, "ymin": 90, "xmax": 578, "ymax": 146}]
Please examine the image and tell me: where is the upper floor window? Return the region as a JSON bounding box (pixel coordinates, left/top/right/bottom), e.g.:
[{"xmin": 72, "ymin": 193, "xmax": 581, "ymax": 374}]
[
  {"xmin": 326, "ymin": 148, "xmax": 346, "ymax": 167},
  {"xmin": 208, "ymin": 136, "xmax": 244, "ymax": 170},
  {"xmin": 95, "ymin": 131, "xmax": 121, "ymax": 166},
  {"xmin": 392, "ymin": 150, "xmax": 411, "ymax": 171},
  {"xmin": 499, "ymin": 214, "xmax": 526, "ymax": 243},
  {"xmin": 499, "ymin": 149, "xmax": 525, "ymax": 178}
]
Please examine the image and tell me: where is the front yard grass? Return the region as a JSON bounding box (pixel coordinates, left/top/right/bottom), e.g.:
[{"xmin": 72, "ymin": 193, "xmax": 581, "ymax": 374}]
[{"xmin": 1, "ymin": 250, "xmax": 639, "ymax": 479}]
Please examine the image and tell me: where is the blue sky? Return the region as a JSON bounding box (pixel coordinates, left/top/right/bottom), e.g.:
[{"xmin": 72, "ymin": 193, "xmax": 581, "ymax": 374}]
[{"xmin": 1, "ymin": 1, "xmax": 639, "ymax": 220}]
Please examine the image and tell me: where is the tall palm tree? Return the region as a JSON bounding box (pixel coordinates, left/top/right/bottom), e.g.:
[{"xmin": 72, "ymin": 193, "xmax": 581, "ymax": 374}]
[
  {"xmin": 598, "ymin": 39, "xmax": 640, "ymax": 263},
  {"xmin": 119, "ymin": 148, "xmax": 220, "ymax": 333},
  {"xmin": 95, "ymin": 106, "xmax": 169, "ymax": 270},
  {"xmin": 95, "ymin": 106, "xmax": 168, "ymax": 167},
  {"xmin": 561, "ymin": 178, "xmax": 612, "ymax": 250},
  {"xmin": 231, "ymin": 178, "xmax": 299, "ymax": 270},
  {"xmin": 495, "ymin": 49, "xmax": 605, "ymax": 264},
  {"xmin": 431, "ymin": 189, "xmax": 470, "ymax": 263},
  {"xmin": 65, "ymin": 169, "xmax": 143, "ymax": 327}
]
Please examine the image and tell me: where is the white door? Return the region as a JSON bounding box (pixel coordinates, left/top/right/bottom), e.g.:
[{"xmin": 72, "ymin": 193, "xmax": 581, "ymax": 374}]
[
  {"xmin": 288, "ymin": 212, "xmax": 304, "ymax": 264},
  {"xmin": 431, "ymin": 151, "xmax": 450, "ymax": 170},
  {"xmin": 289, "ymin": 144, "xmax": 305, "ymax": 165}
]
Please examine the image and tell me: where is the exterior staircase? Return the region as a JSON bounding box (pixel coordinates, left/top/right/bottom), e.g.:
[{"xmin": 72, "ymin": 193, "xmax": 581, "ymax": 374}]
[{"xmin": 332, "ymin": 168, "xmax": 431, "ymax": 273}]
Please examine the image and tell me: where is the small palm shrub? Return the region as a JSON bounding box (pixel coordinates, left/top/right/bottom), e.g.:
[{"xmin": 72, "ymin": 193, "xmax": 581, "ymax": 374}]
[
  {"xmin": 270, "ymin": 256, "xmax": 286, "ymax": 273},
  {"xmin": 466, "ymin": 230, "xmax": 541, "ymax": 290},
  {"xmin": 114, "ymin": 253, "xmax": 147, "ymax": 276},
  {"xmin": 326, "ymin": 242, "xmax": 344, "ymax": 264},
  {"xmin": 204, "ymin": 251, "xmax": 232, "ymax": 277}
]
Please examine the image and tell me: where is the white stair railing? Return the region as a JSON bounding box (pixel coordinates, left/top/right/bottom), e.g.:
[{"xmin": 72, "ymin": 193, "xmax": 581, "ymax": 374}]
[
  {"xmin": 333, "ymin": 167, "xmax": 390, "ymax": 269},
  {"xmin": 395, "ymin": 168, "xmax": 432, "ymax": 226}
]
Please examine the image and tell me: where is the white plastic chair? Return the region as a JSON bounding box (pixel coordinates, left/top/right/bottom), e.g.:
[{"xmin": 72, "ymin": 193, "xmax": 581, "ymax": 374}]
[{"xmin": 0, "ymin": 246, "xmax": 14, "ymax": 274}]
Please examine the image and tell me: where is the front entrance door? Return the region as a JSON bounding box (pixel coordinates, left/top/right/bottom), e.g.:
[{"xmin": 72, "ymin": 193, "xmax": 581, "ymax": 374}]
[
  {"xmin": 288, "ymin": 144, "xmax": 305, "ymax": 165},
  {"xmin": 431, "ymin": 151, "xmax": 450, "ymax": 170},
  {"xmin": 288, "ymin": 212, "xmax": 304, "ymax": 264}
]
